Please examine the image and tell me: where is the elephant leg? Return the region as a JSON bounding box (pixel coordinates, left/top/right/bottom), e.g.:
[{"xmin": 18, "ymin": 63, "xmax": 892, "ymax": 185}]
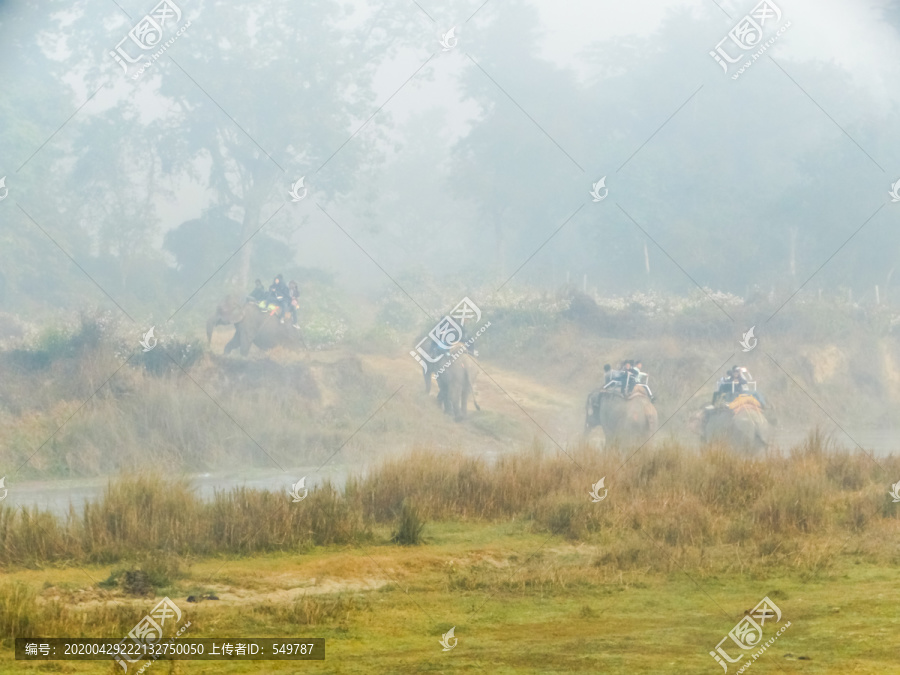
[
  {"xmin": 437, "ymin": 382, "xmax": 448, "ymax": 412},
  {"xmin": 586, "ymin": 393, "xmax": 602, "ymax": 431},
  {"xmin": 452, "ymin": 389, "xmax": 462, "ymax": 421},
  {"xmin": 224, "ymin": 329, "xmax": 241, "ymax": 355},
  {"xmin": 240, "ymin": 325, "xmax": 253, "ymax": 356},
  {"xmin": 460, "ymin": 383, "xmax": 469, "ymax": 419}
]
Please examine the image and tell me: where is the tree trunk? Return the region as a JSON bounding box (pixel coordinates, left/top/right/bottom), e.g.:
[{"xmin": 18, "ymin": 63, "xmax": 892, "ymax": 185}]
[{"xmin": 237, "ymin": 169, "xmax": 269, "ymax": 290}]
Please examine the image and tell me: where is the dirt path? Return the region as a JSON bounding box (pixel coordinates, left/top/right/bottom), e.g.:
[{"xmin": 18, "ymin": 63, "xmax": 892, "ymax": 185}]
[
  {"xmin": 362, "ymin": 350, "xmax": 587, "ymax": 449},
  {"xmin": 205, "ymin": 328, "xmax": 590, "ymax": 450}
]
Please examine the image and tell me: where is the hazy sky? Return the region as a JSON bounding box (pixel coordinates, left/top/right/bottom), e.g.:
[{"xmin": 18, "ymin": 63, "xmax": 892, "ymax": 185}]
[
  {"xmin": 44, "ymin": 0, "xmax": 900, "ymax": 239},
  {"xmin": 534, "ymin": 0, "xmax": 898, "ymax": 102},
  {"xmin": 3, "ymin": 0, "xmax": 899, "ymax": 308}
]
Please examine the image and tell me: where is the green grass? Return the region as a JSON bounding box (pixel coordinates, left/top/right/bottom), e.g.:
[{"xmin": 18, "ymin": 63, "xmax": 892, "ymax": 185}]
[{"xmin": 0, "ymin": 520, "xmax": 897, "ymax": 673}]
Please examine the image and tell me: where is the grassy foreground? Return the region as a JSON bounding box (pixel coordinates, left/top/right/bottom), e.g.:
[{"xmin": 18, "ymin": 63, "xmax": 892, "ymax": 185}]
[
  {"xmin": 0, "ymin": 523, "xmax": 897, "ymax": 674},
  {"xmin": 1, "ymin": 437, "xmax": 899, "ymax": 673}
]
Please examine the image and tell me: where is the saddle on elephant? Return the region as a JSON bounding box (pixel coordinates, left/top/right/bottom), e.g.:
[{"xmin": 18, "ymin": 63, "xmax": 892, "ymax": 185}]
[
  {"xmin": 257, "ymin": 300, "xmax": 283, "ymax": 316},
  {"xmin": 728, "ymin": 393, "xmax": 762, "ymax": 413}
]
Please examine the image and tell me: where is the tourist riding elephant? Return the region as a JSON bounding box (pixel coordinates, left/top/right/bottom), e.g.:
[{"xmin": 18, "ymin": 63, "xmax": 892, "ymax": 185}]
[
  {"xmin": 692, "ymin": 403, "xmax": 771, "ymax": 454},
  {"xmin": 585, "ymin": 389, "xmax": 658, "ymax": 444},
  {"xmin": 436, "ymin": 350, "xmax": 480, "ymax": 421},
  {"xmin": 207, "ymin": 298, "xmax": 304, "ymax": 356},
  {"xmin": 415, "ymin": 338, "xmax": 444, "ymax": 395}
]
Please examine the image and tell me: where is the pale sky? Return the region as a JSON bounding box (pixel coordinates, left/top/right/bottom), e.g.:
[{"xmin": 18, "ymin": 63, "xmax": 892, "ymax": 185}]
[{"xmin": 531, "ymin": 0, "xmax": 900, "ymax": 103}]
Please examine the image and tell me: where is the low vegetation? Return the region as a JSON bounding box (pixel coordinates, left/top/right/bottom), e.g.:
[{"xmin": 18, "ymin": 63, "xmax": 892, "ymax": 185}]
[
  {"xmin": 0, "ymin": 435, "xmax": 897, "ymax": 672},
  {"xmin": 1, "ymin": 433, "xmax": 898, "ymax": 571}
]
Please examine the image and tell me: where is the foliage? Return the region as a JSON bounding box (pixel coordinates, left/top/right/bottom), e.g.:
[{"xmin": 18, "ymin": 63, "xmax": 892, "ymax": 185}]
[
  {"xmin": 2, "ymin": 436, "xmax": 896, "ymax": 567},
  {"xmin": 390, "ymin": 499, "xmax": 426, "ymax": 546}
]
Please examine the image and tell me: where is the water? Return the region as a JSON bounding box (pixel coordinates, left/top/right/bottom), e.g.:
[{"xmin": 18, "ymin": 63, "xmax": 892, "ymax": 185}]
[
  {"xmin": 1, "ymin": 465, "xmax": 351, "ymax": 519},
  {"xmin": 1, "ymin": 437, "xmax": 893, "ymax": 519}
]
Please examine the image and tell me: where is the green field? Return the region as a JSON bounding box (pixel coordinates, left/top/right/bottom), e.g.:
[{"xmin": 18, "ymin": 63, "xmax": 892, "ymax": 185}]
[
  {"xmin": 2, "ymin": 441, "xmax": 899, "ymax": 674},
  {"xmin": 1, "ymin": 522, "xmax": 898, "ymax": 674}
]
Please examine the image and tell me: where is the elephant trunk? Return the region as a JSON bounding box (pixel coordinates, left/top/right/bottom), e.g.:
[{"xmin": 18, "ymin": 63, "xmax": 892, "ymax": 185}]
[{"xmin": 206, "ymin": 315, "xmax": 217, "ymax": 344}]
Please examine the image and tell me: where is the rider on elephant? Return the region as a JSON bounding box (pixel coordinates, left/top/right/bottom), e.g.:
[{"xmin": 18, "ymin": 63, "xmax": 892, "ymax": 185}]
[
  {"xmin": 713, "ymin": 367, "xmax": 748, "ymax": 405},
  {"xmin": 622, "ymin": 360, "xmax": 646, "ymax": 396},
  {"xmin": 248, "ymin": 279, "xmax": 266, "ymax": 303},
  {"xmin": 604, "ymin": 360, "xmax": 631, "ymax": 394},
  {"xmin": 632, "ymin": 360, "xmax": 654, "ymax": 400},
  {"xmin": 267, "ymin": 274, "xmax": 290, "ymax": 323},
  {"xmin": 712, "ymin": 374, "xmax": 729, "ymax": 405},
  {"xmin": 735, "ymin": 366, "xmax": 768, "ymax": 408}
]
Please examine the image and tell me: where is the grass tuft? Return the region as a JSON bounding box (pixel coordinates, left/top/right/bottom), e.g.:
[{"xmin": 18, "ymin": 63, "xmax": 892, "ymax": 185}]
[{"xmin": 391, "ymin": 499, "xmax": 426, "ymax": 546}]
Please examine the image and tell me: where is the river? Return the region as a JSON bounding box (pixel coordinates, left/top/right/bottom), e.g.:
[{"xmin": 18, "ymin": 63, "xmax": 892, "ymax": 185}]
[{"xmin": 1, "ymin": 433, "xmax": 895, "ymax": 519}]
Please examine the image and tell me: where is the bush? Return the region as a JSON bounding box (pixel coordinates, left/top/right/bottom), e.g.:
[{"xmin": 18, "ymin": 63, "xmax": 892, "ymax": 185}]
[
  {"xmin": 135, "ymin": 336, "xmax": 204, "ymax": 375},
  {"xmin": 391, "ymin": 500, "xmax": 426, "ymax": 546}
]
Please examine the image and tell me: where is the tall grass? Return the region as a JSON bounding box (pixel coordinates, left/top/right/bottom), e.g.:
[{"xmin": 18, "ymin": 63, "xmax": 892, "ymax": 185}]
[
  {"xmin": 1, "ymin": 434, "xmax": 898, "ymax": 571},
  {"xmin": 0, "ymin": 312, "xmax": 389, "ymax": 478}
]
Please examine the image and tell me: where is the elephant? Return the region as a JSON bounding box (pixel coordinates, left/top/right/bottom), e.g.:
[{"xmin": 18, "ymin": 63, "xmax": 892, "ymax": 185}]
[
  {"xmin": 585, "ymin": 388, "xmax": 658, "ymax": 444},
  {"xmin": 416, "ymin": 339, "xmax": 444, "ymax": 395},
  {"xmin": 207, "ymin": 298, "xmax": 305, "ymax": 356},
  {"xmin": 416, "ymin": 326, "xmax": 480, "ymax": 395},
  {"xmin": 435, "ymin": 349, "xmax": 480, "ymax": 421},
  {"xmin": 207, "ymin": 296, "xmax": 242, "ymax": 342},
  {"xmin": 692, "ymin": 400, "xmax": 771, "ymax": 454}
]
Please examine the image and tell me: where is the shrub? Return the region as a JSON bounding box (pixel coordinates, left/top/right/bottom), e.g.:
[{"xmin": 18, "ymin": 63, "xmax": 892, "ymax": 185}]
[{"xmin": 391, "ymin": 500, "xmax": 425, "ymax": 546}]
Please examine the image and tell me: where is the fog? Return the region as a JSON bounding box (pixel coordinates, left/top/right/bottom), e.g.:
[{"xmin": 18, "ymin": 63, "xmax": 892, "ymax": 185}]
[
  {"xmin": 1, "ymin": 0, "xmax": 898, "ymax": 321},
  {"xmin": 3, "ymin": 2, "xmax": 900, "ymax": 672}
]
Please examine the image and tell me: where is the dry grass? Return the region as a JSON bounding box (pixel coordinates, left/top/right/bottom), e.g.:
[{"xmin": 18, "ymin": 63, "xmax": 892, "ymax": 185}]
[
  {"xmin": 0, "ymin": 476, "xmax": 369, "ymax": 567},
  {"xmin": 0, "ymin": 315, "xmax": 390, "ymax": 478},
  {"xmin": 2, "ymin": 433, "xmax": 898, "ymax": 576}
]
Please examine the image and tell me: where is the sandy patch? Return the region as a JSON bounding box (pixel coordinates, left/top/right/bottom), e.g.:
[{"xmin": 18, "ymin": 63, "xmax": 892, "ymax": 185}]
[{"xmin": 199, "ymin": 577, "xmax": 390, "ymax": 605}]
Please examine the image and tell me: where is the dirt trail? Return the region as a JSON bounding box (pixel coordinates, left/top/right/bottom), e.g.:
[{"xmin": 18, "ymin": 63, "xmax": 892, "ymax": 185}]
[
  {"xmin": 363, "ymin": 350, "xmax": 587, "ymax": 447},
  {"xmin": 206, "ymin": 327, "xmax": 590, "ymax": 448}
]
